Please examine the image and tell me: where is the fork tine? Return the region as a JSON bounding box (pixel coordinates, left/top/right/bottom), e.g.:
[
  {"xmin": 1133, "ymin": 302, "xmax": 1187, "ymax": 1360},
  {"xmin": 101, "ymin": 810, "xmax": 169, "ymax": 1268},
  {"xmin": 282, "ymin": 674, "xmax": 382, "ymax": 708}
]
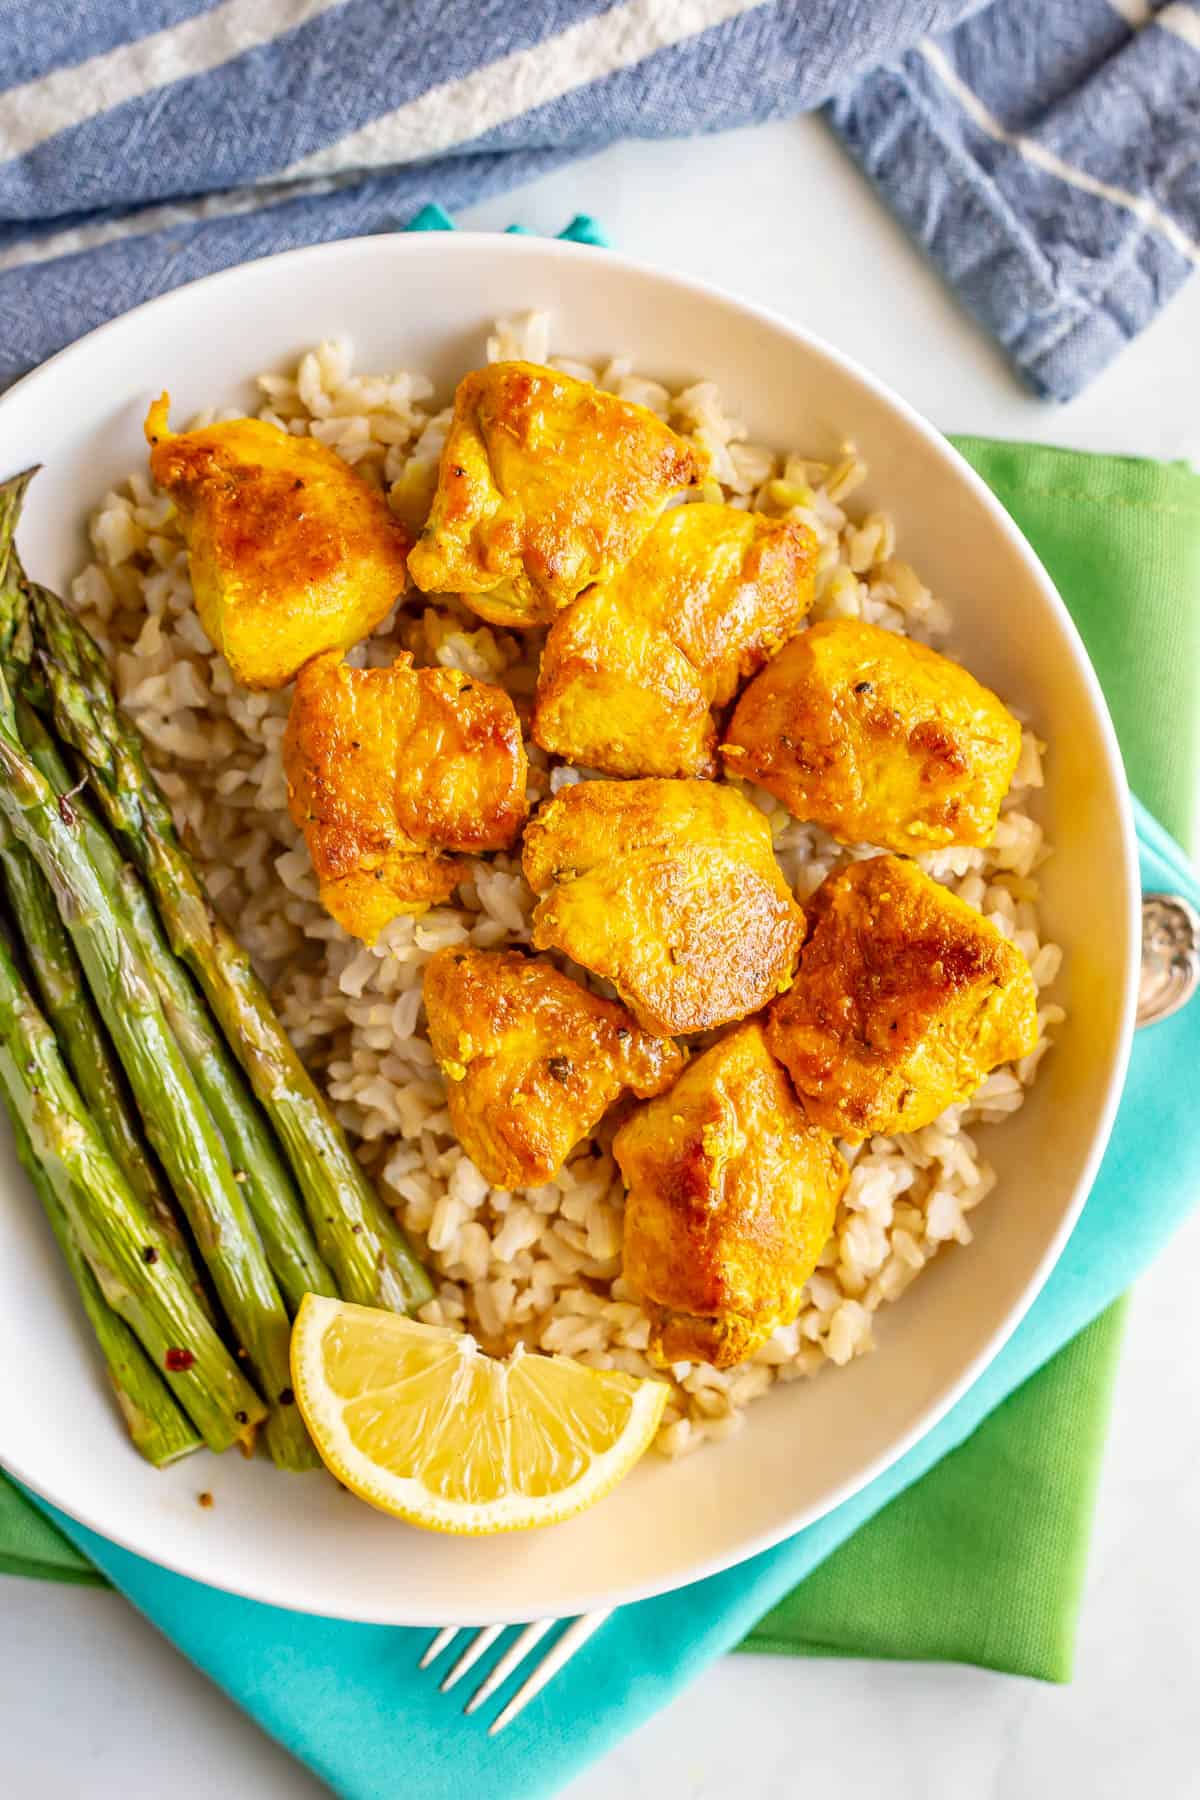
[
  {"xmin": 419, "ymin": 1626, "xmax": 459, "ymax": 1669},
  {"xmin": 488, "ymin": 1609, "xmax": 612, "ymax": 1736},
  {"xmin": 440, "ymin": 1622, "xmax": 505, "ymax": 1692},
  {"xmin": 463, "ymin": 1618, "xmax": 555, "ymax": 1715}
]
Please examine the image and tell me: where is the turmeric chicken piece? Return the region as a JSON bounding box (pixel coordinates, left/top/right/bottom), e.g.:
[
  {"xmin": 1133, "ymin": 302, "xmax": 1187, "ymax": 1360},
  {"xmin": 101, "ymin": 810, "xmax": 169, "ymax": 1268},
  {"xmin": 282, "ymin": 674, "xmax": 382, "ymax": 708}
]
[
  {"xmin": 534, "ymin": 502, "xmax": 818, "ymax": 777},
  {"xmin": 283, "ymin": 651, "xmax": 527, "ymax": 943},
  {"xmin": 766, "ymin": 854, "xmax": 1038, "ymax": 1141},
  {"xmin": 145, "ymin": 395, "xmax": 410, "ymax": 690},
  {"xmin": 722, "ymin": 619, "xmax": 1022, "ymax": 852},
  {"xmin": 522, "ymin": 779, "xmax": 805, "ymax": 1036},
  {"xmin": 406, "ymin": 362, "xmax": 706, "ymax": 628},
  {"xmin": 423, "ymin": 947, "xmax": 684, "ymax": 1190},
  {"xmin": 615, "ymin": 1022, "xmax": 847, "ymax": 1370}
]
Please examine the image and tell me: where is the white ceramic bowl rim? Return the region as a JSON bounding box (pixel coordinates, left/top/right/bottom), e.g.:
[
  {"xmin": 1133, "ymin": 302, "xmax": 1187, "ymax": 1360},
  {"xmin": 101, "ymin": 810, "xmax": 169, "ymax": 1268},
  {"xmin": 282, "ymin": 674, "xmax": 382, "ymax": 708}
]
[{"xmin": 0, "ymin": 232, "xmax": 1140, "ymax": 1624}]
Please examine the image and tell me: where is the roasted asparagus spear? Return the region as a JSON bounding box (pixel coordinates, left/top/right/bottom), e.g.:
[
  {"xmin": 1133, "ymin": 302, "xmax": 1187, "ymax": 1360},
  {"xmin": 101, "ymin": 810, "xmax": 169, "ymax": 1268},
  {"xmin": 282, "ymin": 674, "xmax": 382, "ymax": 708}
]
[
  {"xmin": 30, "ymin": 579, "xmax": 433, "ymax": 1314},
  {"xmin": 15, "ymin": 701, "xmax": 336, "ymax": 1317},
  {"xmin": 0, "ymin": 660, "xmax": 314, "ymax": 1469},
  {"xmin": 0, "ymin": 929, "xmax": 263, "ymax": 1454},
  {"xmin": 0, "ymin": 813, "xmax": 210, "ymax": 1307},
  {"xmin": 4, "ymin": 1100, "xmax": 202, "ymax": 1466}
]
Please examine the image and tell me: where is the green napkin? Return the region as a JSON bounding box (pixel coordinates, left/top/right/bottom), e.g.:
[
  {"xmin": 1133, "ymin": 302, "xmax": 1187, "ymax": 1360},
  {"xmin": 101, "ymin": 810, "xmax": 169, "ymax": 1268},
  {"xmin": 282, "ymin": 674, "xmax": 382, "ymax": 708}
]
[
  {"xmin": 3, "ymin": 441, "xmax": 1199, "ymax": 1686},
  {"xmin": 743, "ymin": 439, "xmax": 1200, "ymax": 1678},
  {"xmin": 0, "ymin": 1473, "xmax": 101, "ymax": 1585},
  {"xmin": 950, "ymin": 442, "xmax": 1200, "ymax": 849}
]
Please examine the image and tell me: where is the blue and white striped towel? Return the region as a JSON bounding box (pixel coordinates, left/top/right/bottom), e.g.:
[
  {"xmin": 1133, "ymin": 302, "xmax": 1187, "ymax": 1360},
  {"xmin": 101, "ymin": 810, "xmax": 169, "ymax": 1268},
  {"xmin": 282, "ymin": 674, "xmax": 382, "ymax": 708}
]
[{"xmin": 0, "ymin": 0, "xmax": 1197, "ymax": 400}]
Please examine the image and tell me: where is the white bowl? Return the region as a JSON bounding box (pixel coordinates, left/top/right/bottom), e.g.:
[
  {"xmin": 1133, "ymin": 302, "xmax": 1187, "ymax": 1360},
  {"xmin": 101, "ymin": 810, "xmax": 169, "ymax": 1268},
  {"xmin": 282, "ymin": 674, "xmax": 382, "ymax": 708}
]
[{"xmin": 0, "ymin": 233, "xmax": 1138, "ymax": 1624}]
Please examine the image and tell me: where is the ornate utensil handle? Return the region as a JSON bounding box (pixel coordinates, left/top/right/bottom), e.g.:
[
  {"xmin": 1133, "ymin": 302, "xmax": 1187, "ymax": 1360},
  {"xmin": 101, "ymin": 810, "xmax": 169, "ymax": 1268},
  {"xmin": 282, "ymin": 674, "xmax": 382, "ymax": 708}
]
[{"xmin": 1138, "ymin": 894, "xmax": 1200, "ymax": 1028}]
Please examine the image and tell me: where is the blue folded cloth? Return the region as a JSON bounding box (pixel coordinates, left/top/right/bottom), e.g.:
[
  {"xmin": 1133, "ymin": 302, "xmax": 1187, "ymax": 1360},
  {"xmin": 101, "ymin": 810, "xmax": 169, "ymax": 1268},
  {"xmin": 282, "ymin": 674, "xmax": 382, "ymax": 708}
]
[
  {"xmin": 23, "ymin": 800, "xmax": 1197, "ymax": 1800},
  {"xmin": 828, "ymin": 0, "xmax": 1200, "ymax": 400},
  {"xmin": 1, "ymin": 0, "xmax": 1196, "ymax": 399}
]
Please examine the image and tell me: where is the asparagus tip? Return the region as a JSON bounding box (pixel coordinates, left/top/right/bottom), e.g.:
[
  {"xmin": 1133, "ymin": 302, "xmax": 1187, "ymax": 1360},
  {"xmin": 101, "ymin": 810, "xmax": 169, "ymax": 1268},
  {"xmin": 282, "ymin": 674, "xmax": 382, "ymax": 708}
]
[{"xmin": 0, "ymin": 464, "xmax": 42, "ymax": 501}]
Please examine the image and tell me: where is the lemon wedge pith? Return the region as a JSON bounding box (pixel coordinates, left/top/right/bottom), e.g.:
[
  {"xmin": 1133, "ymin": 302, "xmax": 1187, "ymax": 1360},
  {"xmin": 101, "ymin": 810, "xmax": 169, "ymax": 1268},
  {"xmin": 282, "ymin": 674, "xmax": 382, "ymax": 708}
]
[{"xmin": 290, "ymin": 1295, "xmax": 669, "ymax": 1534}]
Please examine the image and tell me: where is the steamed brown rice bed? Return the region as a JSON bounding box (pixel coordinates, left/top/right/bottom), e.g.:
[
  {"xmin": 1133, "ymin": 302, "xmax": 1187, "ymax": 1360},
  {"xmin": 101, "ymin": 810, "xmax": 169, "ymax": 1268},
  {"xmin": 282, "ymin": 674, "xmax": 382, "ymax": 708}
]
[{"xmin": 72, "ymin": 315, "xmax": 1064, "ymax": 1459}]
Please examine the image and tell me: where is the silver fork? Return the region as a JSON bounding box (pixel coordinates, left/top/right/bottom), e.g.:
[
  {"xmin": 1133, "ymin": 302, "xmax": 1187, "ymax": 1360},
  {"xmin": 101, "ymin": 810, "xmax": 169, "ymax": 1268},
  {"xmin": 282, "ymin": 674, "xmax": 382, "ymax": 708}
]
[{"xmin": 419, "ymin": 1610, "xmax": 612, "ymax": 1733}]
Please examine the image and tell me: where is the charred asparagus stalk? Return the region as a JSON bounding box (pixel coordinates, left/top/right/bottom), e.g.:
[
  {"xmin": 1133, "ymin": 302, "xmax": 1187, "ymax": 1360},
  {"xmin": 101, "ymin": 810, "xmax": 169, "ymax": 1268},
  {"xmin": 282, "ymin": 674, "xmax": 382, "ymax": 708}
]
[
  {"xmin": 13, "ymin": 699, "xmax": 336, "ymax": 1316},
  {"xmin": 0, "ymin": 813, "xmax": 210, "ymax": 1307},
  {"xmin": 5, "ymin": 1100, "xmax": 202, "ymax": 1466},
  {"xmin": 0, "ymin": 492, "xmax": 334, "ymax": 1317},
  {"xmin": 0, "ymin": 929, "xmax": 262, "ymax": 1454},
  {"xmin": 0, "ymin": 661, "xmax": 314, "ymax": 1469},
  {"xmin": 29, "ymin": 581, "xmax": 433, "ymax": 1314},
  {"xmin": 0, "ymin": 474, "xmax": 41, "ymax": 712}
]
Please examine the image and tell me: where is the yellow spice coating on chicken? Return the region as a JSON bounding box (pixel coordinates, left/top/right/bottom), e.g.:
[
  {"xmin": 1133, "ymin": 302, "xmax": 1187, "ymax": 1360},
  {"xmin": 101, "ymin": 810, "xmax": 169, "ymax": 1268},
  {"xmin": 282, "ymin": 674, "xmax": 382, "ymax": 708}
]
[
  {"xmin": 766, "ymin": 854, "xmax": 1038, "ymax": 1141},
  {"xmin": 405, "ymin": 361, "xmax": 707, "ymax": 628},
  {"xmin": 533, "ymin": 501, "xmax": 818, "ymax": 778},
  {"xmin": 615, "ymin": 1022, "xmax": 848, "ymax": 1370},
  {"xmin": 423, "ymin": 946, "xmax": 684, "ymax": 1191},
  {"xmin": 144, "ymin": 395, "xmax": 410, "ymax": 691},
  {"xmin": 283, "ymin": 650, "xmax": 527, "ymax": 944},
  {"xmin": 722, "ymin": 618, "xmax": 1022, "ymax": 852},
  {"xmin": 522, "ymin": 778, "xmax": 805, "ymax": 1037}
]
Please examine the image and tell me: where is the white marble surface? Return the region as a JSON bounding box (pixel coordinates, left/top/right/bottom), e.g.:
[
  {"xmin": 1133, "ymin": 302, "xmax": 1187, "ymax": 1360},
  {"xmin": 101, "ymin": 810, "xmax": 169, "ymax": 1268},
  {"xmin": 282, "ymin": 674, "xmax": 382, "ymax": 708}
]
[{"xmin": 4, "ymin": 114, "xmax": 1200, "ymax": 1799}]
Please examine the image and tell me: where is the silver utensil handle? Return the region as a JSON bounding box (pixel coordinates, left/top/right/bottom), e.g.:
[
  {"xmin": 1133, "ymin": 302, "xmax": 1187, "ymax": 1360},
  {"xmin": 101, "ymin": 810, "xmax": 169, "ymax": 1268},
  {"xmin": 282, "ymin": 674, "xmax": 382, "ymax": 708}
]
[{"xmin": 1138, "ymin": 893, "xmax": 1200, "ymax": 1028}]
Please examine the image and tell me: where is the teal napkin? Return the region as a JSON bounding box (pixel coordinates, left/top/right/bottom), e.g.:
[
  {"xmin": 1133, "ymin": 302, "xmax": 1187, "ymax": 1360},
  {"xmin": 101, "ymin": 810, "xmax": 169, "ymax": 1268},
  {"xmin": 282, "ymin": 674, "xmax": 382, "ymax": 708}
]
[
  {"xmin": 7, "ymin": 210, "xmax": 1198, "ymax": 1795},
  {"xmin": 17, "ymin": 803, "xmax": 1193, "ymax": 1800}
]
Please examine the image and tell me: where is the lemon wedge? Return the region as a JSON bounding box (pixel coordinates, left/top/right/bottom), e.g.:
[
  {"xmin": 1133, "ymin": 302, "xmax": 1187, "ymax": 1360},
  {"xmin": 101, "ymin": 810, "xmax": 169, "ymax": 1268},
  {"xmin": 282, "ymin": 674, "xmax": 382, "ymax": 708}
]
[{"xmin": 290, "ymin": 1295, "xmax": 669, "ymax": 1533}]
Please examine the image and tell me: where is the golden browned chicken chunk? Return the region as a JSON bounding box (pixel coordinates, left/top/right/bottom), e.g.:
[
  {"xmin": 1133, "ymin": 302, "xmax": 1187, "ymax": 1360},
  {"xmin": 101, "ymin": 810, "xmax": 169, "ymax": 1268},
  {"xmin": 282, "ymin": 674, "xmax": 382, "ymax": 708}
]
[
  {"xmin": 405, "ymin": 362, "xmax": 707, "ymax": 628},
  {"xmin": 533, "ymin": 502, "xmax": 818, "ymax": 778},
  {"xmin": 522, "ymin": 779, "xmax": 805, "ymax": 1036},
  {"xmin": 283, "ymin": 650, "xmax": 527, "ymax": 943},
  {"xmin": 615, "ymin": 1022, "xmax": 847, "ymax": 1370},
  {"xmin": 145, "ymin": 395, "xmax": 410, "ymax": 690},
  {"xmin": 766, "ymin": 854, "xmax": 1038, "ymax": 1140},
  {"xmin": 722, "ymin": 619, "xmax": 1022, "ymax": 852},
  {"xmin": 423, "ymin": 946, "xmax": 684, "ymax": 1190}
]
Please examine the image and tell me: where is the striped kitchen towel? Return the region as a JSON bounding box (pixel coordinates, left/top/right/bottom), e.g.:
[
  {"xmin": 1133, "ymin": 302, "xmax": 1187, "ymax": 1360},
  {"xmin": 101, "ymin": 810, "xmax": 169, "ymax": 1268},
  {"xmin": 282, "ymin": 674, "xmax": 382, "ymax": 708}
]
[{"xmin": 0, "ymin": 0, "xmax": 1197, "ymax": 401}]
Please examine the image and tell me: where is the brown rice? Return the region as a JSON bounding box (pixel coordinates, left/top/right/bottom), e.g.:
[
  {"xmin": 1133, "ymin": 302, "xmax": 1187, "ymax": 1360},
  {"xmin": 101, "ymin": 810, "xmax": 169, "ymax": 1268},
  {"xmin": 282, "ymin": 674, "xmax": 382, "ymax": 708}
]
[{"xmin": 70, "ymin": 315, "xmax": 1064, "ymax": 1458}]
